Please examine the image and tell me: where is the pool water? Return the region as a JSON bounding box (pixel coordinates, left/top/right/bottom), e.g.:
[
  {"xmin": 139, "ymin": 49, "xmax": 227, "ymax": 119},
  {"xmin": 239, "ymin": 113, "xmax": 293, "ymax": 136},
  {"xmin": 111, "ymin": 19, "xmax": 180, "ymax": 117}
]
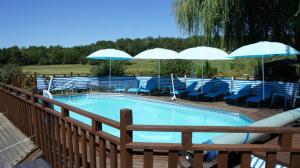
[{"xmin": 54, "ymin": 94, "xmax": 252, "ymax": 143}]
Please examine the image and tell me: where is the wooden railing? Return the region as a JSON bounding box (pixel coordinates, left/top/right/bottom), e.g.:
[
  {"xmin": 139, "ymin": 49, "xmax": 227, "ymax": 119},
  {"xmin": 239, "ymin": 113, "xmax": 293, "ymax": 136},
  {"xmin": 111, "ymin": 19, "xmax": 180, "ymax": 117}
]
[
  {"xmin": 0, "ymin": 83, "xmax": 119, "ymax": 168},
  {"xmin": 1, "ymin": 82, "xmax": 300, "ymax": 168}
]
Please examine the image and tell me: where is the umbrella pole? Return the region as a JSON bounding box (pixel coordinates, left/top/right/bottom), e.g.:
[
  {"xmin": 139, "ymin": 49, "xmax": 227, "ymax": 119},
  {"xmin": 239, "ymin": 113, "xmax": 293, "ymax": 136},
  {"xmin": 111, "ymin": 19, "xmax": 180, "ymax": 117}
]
[
  {"xmin": 158, "ymin": 60, "xmax": 160, "ymax": 90},
  {"xmin": 109, "ymin": 58, "xmax": 111, "ymax": 90},
  {"xmin": 262, "ymin": 56, "xmax": 265, "ymax": 100},
  {"xmin": 201, "ymin": 59, "xmax": 204, "ymax": 93}
]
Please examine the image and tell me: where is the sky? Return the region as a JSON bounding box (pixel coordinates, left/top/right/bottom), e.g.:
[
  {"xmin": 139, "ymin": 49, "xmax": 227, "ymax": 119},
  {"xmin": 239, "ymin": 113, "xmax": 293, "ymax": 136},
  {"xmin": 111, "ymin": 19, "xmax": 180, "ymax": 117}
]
[{"xmin": 0, "ymin": 0, "xmax": 185, "ymax": 48}]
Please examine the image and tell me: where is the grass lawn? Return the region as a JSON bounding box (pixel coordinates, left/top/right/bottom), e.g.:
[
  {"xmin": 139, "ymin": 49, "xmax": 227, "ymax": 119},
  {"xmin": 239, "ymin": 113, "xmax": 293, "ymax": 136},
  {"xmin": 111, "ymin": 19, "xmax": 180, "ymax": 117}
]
[
  {"xmin": 22, "ymin": 61, "xmax": 157, "ymax": 75},
  {"xmin": 23, "ymin": 64, "xmax": 92, "ymax": 74},
  {"xmin": 22, "ymin": 60, "xmax": 255, "ymax": 77}
]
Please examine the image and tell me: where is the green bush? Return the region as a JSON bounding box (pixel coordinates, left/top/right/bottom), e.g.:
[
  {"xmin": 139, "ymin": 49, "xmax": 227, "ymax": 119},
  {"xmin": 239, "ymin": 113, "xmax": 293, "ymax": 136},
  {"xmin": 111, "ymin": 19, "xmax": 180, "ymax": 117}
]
[
  {"xmin": 196, "ymin": 61, "xmax": 218, "ymax": 78},
  {"xmin": 90, "ymin": 61, "xmax": 127, "ymax": 76},
  {"xmin": 161, "ymin": 60, "xmax": 194, "ymax": 76},
  {"xmin": 0, "ymin": 64, "xmax": 23, "ymax": 83}
]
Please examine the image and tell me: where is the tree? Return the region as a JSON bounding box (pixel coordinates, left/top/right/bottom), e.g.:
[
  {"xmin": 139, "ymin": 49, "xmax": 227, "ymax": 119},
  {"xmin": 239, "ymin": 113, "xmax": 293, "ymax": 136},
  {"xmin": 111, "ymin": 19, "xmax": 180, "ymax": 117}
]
[
  {"xmin": 173, "ymin": 0, "xmax": 300, "ymax": 51},
  {"xmin": 161, "ymin": 60, "xmax": 194, "ymax": 76}
]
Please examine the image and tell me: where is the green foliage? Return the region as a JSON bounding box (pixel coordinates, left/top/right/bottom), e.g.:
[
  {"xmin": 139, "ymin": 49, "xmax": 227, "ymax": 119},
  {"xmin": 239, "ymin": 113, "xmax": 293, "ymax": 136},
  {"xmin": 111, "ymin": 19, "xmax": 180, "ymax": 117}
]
[
  {"xmin": 90, "ymin": 61, "xmax": 127, "ymax": 76},
  {"xmin": 173, "ymin": 0, "xmax": 300, "ymax": 50},
  {"xmin": 0, "ymin": 64, "xmax": 23, "ymax": 83},
  {"xmin": 161, "ymin": 60, "xmax": 194, "ymax": 76}
]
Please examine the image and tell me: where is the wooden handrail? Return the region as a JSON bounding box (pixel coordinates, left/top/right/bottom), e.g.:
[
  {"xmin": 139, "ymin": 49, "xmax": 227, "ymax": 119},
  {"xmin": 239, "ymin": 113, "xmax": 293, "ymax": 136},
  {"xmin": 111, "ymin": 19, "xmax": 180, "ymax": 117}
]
[{"xmin": 126, "ymin": 124, "xmax": 300, "ymax": 133}]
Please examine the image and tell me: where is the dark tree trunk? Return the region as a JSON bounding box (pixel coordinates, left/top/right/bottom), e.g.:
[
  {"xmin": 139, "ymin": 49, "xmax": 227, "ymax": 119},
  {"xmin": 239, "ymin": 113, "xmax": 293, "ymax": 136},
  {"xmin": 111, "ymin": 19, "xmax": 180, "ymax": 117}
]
[{"xmin": 295, "ymin": 15, "xmax": 300, "ymax": 61}]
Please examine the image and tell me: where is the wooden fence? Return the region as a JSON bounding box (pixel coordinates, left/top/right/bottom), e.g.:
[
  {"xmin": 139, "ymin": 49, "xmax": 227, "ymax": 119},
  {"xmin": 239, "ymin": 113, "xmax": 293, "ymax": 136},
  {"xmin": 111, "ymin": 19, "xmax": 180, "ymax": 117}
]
[{"xmin": 1, "ymin": 82, "xmax": 300, "ymax": 168}]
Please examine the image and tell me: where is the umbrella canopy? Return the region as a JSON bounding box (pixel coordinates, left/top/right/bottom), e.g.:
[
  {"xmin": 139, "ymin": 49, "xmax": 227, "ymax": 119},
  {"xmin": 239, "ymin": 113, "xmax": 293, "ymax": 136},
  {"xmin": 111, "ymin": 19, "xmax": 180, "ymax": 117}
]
[
  {"xmin": 178, "ymin": 46, "xmax": 230, "ymax": 60},
  {"xmin": 134, "ymin": 48, "xmax": 179, "ymax": 90},
  {"xmin": 134, "ymin": 48, "xmax": 179, "ymax": 59},
  {"xmin": 229, "ymin": 41, "xmax": 300, "ymax": 101},
  {"xmin": 229, "ymin": 41, "xmax": 300, "ymax": 58},
  {"xmin": 86, "ymin": 48, "xmax": 132, "ymax": 60},
  {"xmin": 86, "ymin": 49, "xmax": 132, "ymax": 89},
  {"xmin": 178, "ymin": 46, "xmax": 230, "ymax": 93}
]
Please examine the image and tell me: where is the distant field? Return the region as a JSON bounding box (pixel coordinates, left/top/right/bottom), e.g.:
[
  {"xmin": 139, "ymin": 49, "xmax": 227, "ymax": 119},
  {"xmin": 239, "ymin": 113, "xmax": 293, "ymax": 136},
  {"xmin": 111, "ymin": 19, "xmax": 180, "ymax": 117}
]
[
  {"xmin": 23, "ymin": 64, "xmax": 93, "ymax": 74},
  {"xmin": 22, "ymin": 61, "xmax": 157, "ymax": 75},
  {"xmin": 22, "ymin": 60, "xmax": 256, "ymax": 77}
]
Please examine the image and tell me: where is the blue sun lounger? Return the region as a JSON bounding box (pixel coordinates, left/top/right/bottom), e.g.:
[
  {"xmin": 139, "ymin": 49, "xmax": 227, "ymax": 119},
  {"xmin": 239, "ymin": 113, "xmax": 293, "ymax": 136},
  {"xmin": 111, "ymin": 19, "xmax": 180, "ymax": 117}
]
[
  {"xmin": 246, "ymin": 85, "xmax": 273, "ymax": 107},
  {"xmin": 138, "ymin": 79, "xmax": 157, "ymax": 95},
  {"xmin": 225, "ymin": 84, "xmax": 252, "ymax": 104},
  {"xmin": 187, "ymin": 81, "xmax": 214, "ymax": 100},
  {"xmin": 170, "ymin": 82, "xmax": 198, "ymax": 98},
  {"xmin": 203, "ymin": 82, "xmax": 229, "ymax": 101},
  {"xmin": 126, "ymin": 80, "xmax": 141, "ymax": 94}
]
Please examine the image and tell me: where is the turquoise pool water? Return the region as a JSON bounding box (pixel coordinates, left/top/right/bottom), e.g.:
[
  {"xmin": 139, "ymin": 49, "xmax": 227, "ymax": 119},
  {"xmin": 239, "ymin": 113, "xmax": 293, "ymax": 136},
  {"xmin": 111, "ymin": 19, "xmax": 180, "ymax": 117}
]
[{"xmin": 54, "ymin": 94, "xmax": 252, "ymax": 143}]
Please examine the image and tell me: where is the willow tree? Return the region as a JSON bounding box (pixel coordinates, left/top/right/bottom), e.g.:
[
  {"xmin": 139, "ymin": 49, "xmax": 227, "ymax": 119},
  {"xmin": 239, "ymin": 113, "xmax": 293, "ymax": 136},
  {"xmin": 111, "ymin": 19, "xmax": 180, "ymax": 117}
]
[{"xmin": 173, "ymin": 0, "xmax": 300, "ymax": 51}]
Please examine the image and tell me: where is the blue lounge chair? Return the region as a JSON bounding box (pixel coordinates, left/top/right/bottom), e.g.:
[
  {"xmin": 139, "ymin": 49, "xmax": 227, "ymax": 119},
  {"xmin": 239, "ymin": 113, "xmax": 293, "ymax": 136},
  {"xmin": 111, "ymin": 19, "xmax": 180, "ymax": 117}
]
[
  {"xmin": 170, "ymin": 82, "xmax": 198, "ymax": 98},
  {"xmin": 127, "ymin": 80, "xmax": 141, "ymax": 94},
  {"xmin": 246, "ymin": 85, "xmax": 273, "ymax": 107},
  {"xmin": 225, "ymin": 84, "xmax": 252, "ymax": 104},
  {"xmin": 187, "ymin": 81, "xmax": 214, "ymax": 100},
  {"xmin": 203, "ymin": 82, "xmax": 229, "ymax": 101},
  {"xmin": 113, "ymin": 82, "xmax": 127, "ymax": 93},
  {"xmin": 138, "ymin": 79, "xmax": 157, "ymax": 95}
]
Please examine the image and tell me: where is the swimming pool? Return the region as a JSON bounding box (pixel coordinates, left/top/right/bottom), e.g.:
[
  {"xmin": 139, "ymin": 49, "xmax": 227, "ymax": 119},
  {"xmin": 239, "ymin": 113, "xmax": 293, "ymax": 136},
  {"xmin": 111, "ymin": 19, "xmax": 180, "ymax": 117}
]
[{"xmin": 54, "ymin": 94, "xmax": 252, "ymax": 143}]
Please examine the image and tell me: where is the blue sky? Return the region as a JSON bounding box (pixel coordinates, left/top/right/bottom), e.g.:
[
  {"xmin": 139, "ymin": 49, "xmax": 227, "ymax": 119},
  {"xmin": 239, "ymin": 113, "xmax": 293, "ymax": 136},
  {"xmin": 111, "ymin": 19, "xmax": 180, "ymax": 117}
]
[{"xmin": 0, "ymin": 0, "xmax": 185, "ymax": 48}]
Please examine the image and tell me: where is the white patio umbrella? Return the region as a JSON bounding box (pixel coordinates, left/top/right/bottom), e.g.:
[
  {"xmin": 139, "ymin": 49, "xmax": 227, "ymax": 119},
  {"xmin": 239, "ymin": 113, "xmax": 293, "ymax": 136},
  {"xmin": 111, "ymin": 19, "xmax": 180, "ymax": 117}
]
[
  {"xmin": 86, "ymin": 49, "xmax": 132, "ymax": 89},
  {"xmin": 134, "ymin": 48, "xmax": 179, "ymax": 90},
  {"xmin": 229, "ymin": 41, "xmax": 300, "ymax": 100},
  {"xmin": 178, "ymin": 46, "xmax": 230, "ymax": 92}
]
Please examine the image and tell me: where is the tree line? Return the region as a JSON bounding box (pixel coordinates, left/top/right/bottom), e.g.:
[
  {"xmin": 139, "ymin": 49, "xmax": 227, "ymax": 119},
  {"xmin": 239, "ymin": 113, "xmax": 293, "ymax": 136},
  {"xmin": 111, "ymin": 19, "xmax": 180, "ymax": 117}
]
[{"xmin": 0, "ymin": 36, "xmax": 222, "ymax": 66}]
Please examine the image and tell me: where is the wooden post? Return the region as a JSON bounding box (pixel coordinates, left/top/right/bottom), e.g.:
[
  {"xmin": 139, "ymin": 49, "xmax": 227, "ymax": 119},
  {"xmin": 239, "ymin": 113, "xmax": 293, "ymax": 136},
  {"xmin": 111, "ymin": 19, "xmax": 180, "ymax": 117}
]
[
  {"xmin": 278, "ymin": 133, "xmax": 292, "ymax": 147},
  {"xmin": 120, "ymin": 108, "xmax": 133, "ymax": 168},
  {"xmin": 290, "ymin": 152, "xmax": 300, "ymax": 168},
  {"xmin": 92, "ymin": 120, "xmax": 102, "ymax": 131},
  {"xmin": 71, "ymin": 72, "xmax": 73, "ymax": 77},
  {"xmin": 61, "ymin": 108, "xmax": 69, "ymax": 117},
  {"xmin": 32, "ymin": 72, "xmax": 38, "ymax": 93},
  {"xmin": 182, "ymin": 131, "xmax": 192, "ymax": 148}
]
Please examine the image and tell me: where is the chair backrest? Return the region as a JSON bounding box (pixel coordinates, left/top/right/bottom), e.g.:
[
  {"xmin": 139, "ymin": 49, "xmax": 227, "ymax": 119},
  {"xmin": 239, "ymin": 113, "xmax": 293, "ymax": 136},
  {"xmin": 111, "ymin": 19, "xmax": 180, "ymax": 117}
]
[
  {"xmin": 136, "ymin": 80, "xmax": 141, "ymax": 88},
  {"xmin": 257, "ymin": 85, "xmax": 272, "ymax": 99},
  {"xmin": 186, "ymin": 82, "xmax": 198, "ymax": 92},
  {"xmin": 145, "ymin": 79, "xmax": 157, "ymax": 90},
  {"xmin": 263, "ymin": 85, "xmax": 273, "ymax": 98},
  {"xmin": 237, "ymin": 84, "xmax": 252, "ymax": 96},
  {"xmin": 202, "ymin": 81, "xmax": 215, "ymax": 94},
  {"xmin": 215, "ymin": 82, "xmax": 229, "ymax": 94}
]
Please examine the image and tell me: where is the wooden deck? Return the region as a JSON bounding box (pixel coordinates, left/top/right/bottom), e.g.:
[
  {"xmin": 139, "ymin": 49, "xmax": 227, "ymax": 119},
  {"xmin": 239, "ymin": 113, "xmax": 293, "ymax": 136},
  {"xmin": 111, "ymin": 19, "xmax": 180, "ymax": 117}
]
[{"xmin": 0, "ymin": 113, "xmax": 37, "ymax": 168}]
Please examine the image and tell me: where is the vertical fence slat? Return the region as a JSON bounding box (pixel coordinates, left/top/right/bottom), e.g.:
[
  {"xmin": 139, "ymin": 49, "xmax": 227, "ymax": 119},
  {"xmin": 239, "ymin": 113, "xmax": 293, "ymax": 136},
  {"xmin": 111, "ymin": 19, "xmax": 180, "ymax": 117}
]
[
  {"xmin": 61, "ymin": 119, "xmax": 67, "ymax": 168},
  {"xmin": 168, "ymin": 150, "xmax": 178, "ymax": 168},
  {"xmin": 193, "ymin": 151, "xmax": 203, "ymax": 168},
  {"xmin": 67, "ymin": 122, "xmax": 74, "ymax": 168},
  {"xmin": 143, "ymin": 149, "xmax": 153, "ymax": 168},
  {"xmin": 55, "ymin": 116, "xmax": 62, "ymax": 168},
  {"xmin": 217, "ymin": 151, "xmax": 228, "ymax": 168},
  {"xmin": 265, "ymin": 152, "xmax": 276, "ymax": 168},
  {"xmin": 73, "ymin": 125, "xmax": 80, "ymax": 168},
  {"xmin": 240, "ymin": 152, "xmax": 251, "ymax": 168},
  {"xmin": 81, "ymin": 129, "xmax": 88, "ymax": 168},
  {"xmin": 89, "ymin": 132, "xmax": 96, "ymax": 168},
  {"xmin": 98, "ymin": 137, "xmax": 106, "ymax": 168},
  {"xmin": 51, "ymin": 115, "xmax": 57, "ymax": 168},
  {"xmin": 110, "ymin": 142, "xmax": 118, "ymax": 168},
  {"xmin": 290, "ymin": 152, "xmax": 300, "ymax": 168}
]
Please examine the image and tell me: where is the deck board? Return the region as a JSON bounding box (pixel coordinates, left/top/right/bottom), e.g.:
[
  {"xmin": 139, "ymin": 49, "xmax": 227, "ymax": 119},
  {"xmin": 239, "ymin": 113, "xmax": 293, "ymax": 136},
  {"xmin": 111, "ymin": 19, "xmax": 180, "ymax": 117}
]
[{"xmin": 0, "ymin": 113, "xmax": 36, "ymax": 168}]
